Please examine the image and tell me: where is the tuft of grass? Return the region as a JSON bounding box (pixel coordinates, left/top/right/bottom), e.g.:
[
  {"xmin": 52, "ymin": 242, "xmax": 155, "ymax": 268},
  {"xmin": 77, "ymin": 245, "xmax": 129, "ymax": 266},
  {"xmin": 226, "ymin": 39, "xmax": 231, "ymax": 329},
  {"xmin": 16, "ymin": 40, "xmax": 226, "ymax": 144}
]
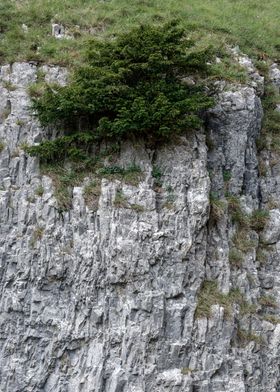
[
  {"xmin": 256, "ymin": 247, "xmax": 268, "ymax": 265},
  {"xmin": 250, "ymin": 209, "xmax": 269, "ymax": 231},
  {"xmin": 152, "ymin": 165, "xmax": 163, "ymax": 188},
  {"xmin": 210, "ymin": 194, "xmax": 226, "ymax": 223},
  {"xmin": 114, "ymin": 190, "xmax": 128, "ymax": 208},
  {"xmin": 28, "ymin": 82, "xmax": 47, "ymax": 98},
  {"xmin": 35, "ymin": 184, "xmax": 44, "ymax": 197},
  {"xmin": 41, "ymin": 163, "xmax": 86, "ymax": 211},
  {"xmin": 83, "ymin": 180, "xmax": 101, "ymax": 211},
  {"xmin": 223, "ymin": 170, "xmax": 231, "ymax": 183},
  {"xmin": 237, "ymin": 328, "xmax": 264, "ymax": 346},
  {"xmin": 99, "ymin": 164, "xmax": 143, "ymax": 186},
  {"xmin": 130, "ymin": 203, "xmax": 145, "ymax": 213},
  {"xmin": 30, "ymin": 225, "xmax": 44, "ymax": 247},
  {"xmin": 196, "ymin": 282, "xmax": 257, "ymax": 320},
  {"xmin": 2, "ymin": 80, "xmax": 16, "ymax": 91},
  {"xmin": 16, "ymin": 119, "xmax": 25, "ymax": 127},
  {"xmin": 232, "ymin": 230, "xmax": 255, "ymax": 253},
  {"xmin": 229, "ymin": 248, "xmax": 244, "ymax": 268},
  {"xmin": 196, "ymin": 280, "xmax": 232, "ymax": 319},
  {"xmin": 263, "ymin": 315, "xmax": 280, "ymax": 325},
  {"xmin": 259, "ymin": 295, "xmax": 278, "ymax": 308},
  {"xmin": 0, "ymin": 140, "xmax": 5, "ymax": 153},
  {"xmin": 181, "ymin": 368, "xmax": 193, "ymax": 375},
  {"xmin": 0, "ymin": 108, "xmax": 11, "ymax": 121},
  {"xmin": 227, "ymin": 195, "xmax": 250, "ymax": 228}
]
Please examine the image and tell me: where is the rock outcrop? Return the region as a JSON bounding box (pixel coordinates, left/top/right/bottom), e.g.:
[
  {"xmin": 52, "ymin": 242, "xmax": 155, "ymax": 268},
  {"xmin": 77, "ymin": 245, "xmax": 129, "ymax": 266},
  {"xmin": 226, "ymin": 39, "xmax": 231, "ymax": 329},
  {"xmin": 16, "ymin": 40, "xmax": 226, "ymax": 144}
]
[{"xmin": 0, "ymin": 60, "xmax": 279, "ymax": 391}]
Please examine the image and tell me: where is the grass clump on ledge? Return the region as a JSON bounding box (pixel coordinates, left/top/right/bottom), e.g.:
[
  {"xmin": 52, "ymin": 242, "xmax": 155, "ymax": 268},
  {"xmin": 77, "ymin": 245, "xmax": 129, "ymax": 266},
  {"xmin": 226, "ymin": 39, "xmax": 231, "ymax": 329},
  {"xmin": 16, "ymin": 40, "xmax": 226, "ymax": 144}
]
[
  {"xmin": 98, "ymin": 164, "xmax": 143, "ymax": 186},
  {"xmin": 26, "ymin": 21, "xmax": 214, "ymax": 164},
  {"xmin": 195, "ymin": 281, "xmax": 257, "ymax": 320}
]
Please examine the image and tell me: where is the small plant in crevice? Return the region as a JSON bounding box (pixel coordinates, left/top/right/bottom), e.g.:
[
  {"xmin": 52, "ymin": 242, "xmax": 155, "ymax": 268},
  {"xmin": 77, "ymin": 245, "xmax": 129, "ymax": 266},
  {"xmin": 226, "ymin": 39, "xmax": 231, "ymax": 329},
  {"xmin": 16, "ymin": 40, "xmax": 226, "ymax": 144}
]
[
  {"xmin": 210, "ymin": 194, "xmax": 226, "ymax": 223},
  {"xmin": 0, "ymin": 140, "xmax": 5, "ymax": 153},
  {"xmin": 259, "ymin": 295, "xmax": 278, "ymax": 309},
  {"xmin": 250, "ymin": 209, "xmax": 269, "ymax": 231},
  {"xmin": 236, "ymin": 328, "xmax": 265, "ymax": 347},
  {"xmin": 255, "ymin": 60, "xmax": 270, "ymax": 77},
  {"xmin": 259, "ymin": 82, "xmax": 280, "ymax": 156},
  {"xmin": 152, "ymin": 165, "xmax": 163, "ymax": 188},
  {"xmin": 130, "ymin": 203, "xmax": 145, "ymax": 213},
  {"xmin": 256, "ymin": 247, "xmax": 269, "ymax": 265},
  {"xmin": 231, "ymin": 230, "xmax": 255, "ymax": 253},
  {"xmin": 83, "ymin": 180, "xmax": 101, "ymax": 211},
  {"xmin": 36, "ymin": 69, "xmax": 46, "ymax": 83},
  {"xmin": 195, "ymin": 281, "xmax": 257, "ymax": 320},
  {"xmin": 257, "ymin": 157, "xmax": 268, "ymax": 177},
  {"xmin": 228, "ymin": 248, "xmax": 244, "ymax": 268},
  {"xmin": 35, "ymin": 184, "xmax": 44, "ymax": 197},
  {"xmin": 223, "ymin": 169, "xmax": 231, "ymax": 183},
  {"xmin": 99, "ymin": 164, "xmax": 143, "ymax": 186},
  {"xmin": 195, "ymin": 280, "xmax": 232, "ymax": 320},
  {"xmin": 227, "ymin": 195, "xmax": 250, "ymax": 228},
  {"xmin": 205, "ymin": 131, "xmax": 215, "ymax": 151},
  {"xmin": 114, "ymin": 190, "xmax": 128, "ymax": 208},
  {"xmin": 30, "ymin": 226, "xmax": 44, "ymax": 247},
  {"xmin": 15, "ymin": 119, "xmax": 25, "ymax": 127},
  {"xmin": 2, "ymin": 80, "xmax": 16, "ymax": 91},
  {"xmin": 163, "ymin": 185, "xmax": 176, "ymax": 209},
  {"xmin": 262, "ymin": 315, "xmax": 280, "ymax": 325},
  {"xmin": 181, "ymin": 368, "xmax": 193, "ymax": 375},
  {"xmin": 0, "ymin": 108, "xmax": 10, "ymax": 121},
  {"xmin": 28, "ymin": 82, "xmax": 47, "ymax": 98},
  {"xmin": 41, "ymin": 164, "xmax": 85, "ymax": 211}
]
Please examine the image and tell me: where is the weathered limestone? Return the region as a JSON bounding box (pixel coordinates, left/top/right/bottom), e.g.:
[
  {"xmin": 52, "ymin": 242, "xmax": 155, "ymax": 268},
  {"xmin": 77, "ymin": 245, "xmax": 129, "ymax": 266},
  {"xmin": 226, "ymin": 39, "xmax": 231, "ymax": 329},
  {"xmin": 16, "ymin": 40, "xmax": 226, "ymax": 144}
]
[{"xmin": 0, "ymin": 61, "xmax": 279, "ymax": 392}]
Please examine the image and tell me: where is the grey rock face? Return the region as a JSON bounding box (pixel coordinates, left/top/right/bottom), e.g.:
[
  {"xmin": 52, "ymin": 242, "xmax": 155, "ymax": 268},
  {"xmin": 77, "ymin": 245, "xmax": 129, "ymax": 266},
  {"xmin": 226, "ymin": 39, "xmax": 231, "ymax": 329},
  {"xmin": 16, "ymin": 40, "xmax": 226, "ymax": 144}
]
[{"xmin": 0, "ymin": 62, "xmax": 279, "ymax": 392}]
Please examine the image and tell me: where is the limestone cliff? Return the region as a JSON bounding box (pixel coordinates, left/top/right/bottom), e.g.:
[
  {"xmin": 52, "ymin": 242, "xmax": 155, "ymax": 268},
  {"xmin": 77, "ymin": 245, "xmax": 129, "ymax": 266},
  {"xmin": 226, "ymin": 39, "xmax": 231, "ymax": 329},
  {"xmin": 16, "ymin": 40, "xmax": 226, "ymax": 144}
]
[{"xmin": 0, "ymin": 58, "xmax": 279, "ymax": 391}]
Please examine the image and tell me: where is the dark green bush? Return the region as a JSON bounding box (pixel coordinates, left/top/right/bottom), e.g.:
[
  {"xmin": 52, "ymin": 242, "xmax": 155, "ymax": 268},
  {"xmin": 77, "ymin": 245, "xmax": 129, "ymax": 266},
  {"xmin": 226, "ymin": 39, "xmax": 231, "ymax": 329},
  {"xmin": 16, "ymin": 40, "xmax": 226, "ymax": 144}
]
[{"xmin": 30, "ymin": 21, "xmax": 214, "ymax": 163}]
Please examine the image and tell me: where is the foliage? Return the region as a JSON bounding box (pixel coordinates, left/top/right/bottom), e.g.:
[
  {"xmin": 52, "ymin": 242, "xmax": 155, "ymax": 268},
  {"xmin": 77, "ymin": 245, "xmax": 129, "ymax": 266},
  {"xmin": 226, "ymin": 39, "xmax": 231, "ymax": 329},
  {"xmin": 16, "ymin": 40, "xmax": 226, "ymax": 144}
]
[
  {"xmin": 29, "ymin": 21, "xmax": 214, "ymax": 163},
  {"xmin": 25, "ymin": 132, "xmax": 96, "ymax": 163}
]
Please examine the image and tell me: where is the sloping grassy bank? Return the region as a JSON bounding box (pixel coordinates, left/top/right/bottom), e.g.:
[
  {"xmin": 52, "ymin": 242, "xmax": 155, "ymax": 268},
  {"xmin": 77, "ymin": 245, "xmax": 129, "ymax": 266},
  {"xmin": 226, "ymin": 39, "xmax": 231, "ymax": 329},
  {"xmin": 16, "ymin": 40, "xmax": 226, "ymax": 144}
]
[{"xmin": 0, "ymin": 0, "xmax": 280, "ymax": 66}]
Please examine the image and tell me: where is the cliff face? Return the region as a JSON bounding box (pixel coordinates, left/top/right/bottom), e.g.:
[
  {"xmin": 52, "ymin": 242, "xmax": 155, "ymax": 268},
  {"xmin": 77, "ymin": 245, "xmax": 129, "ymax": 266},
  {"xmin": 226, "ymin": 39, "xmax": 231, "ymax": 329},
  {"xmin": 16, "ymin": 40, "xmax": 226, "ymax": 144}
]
[{"xmin": 0, "ymin": 59, "xmax": 279, "ymax": 392}]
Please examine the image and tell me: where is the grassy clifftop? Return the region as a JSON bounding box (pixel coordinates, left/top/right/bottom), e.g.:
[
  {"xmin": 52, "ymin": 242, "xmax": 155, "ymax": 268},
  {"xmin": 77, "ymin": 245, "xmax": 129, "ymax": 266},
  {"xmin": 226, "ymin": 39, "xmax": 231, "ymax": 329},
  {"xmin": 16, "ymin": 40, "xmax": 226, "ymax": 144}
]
[{"xmin": 0, "ymin": 0, "xmax": 280, "ymax": 65}]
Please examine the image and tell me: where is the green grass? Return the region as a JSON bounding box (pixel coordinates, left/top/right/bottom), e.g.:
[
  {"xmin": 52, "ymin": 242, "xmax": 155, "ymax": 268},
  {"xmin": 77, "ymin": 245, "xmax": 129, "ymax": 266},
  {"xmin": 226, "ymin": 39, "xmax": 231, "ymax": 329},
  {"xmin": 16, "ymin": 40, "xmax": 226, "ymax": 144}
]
[
  {"xmin": 0, "ymin": 140, "xmax": 5, "ymax": 153},
  {"xmin": 98, "ymin": 165, "xmax": 143, "ymax": 186},
  {"xmin": 195, "ymin": 281, "xmax": 255, "ymax": 320},
  {"xmin": 229, "ymin": 248, "xmax": 244, "ymax": 268},
  {"xmin": 83, "ymin": 180, "xmax": 101, "ymax": 211},
  {"xmin": 114, "ymin": 190, "xmax": 128, "ymax": 208},
  {"xmin": 35, "ymin": 184, "xmax": 44, "ymax": 197},
  {"xmin": 1, "ymin": 0, "xmax": 280, "ymax": 66}
]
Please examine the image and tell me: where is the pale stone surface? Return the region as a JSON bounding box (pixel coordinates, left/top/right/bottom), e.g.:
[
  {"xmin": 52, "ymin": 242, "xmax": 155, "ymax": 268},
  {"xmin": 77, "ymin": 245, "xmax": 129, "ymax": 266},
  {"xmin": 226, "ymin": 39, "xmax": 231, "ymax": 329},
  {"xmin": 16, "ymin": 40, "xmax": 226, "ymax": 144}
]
[{"xmin": 0, "ymin": 62, "xmax": 279, "ymax": 392}]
